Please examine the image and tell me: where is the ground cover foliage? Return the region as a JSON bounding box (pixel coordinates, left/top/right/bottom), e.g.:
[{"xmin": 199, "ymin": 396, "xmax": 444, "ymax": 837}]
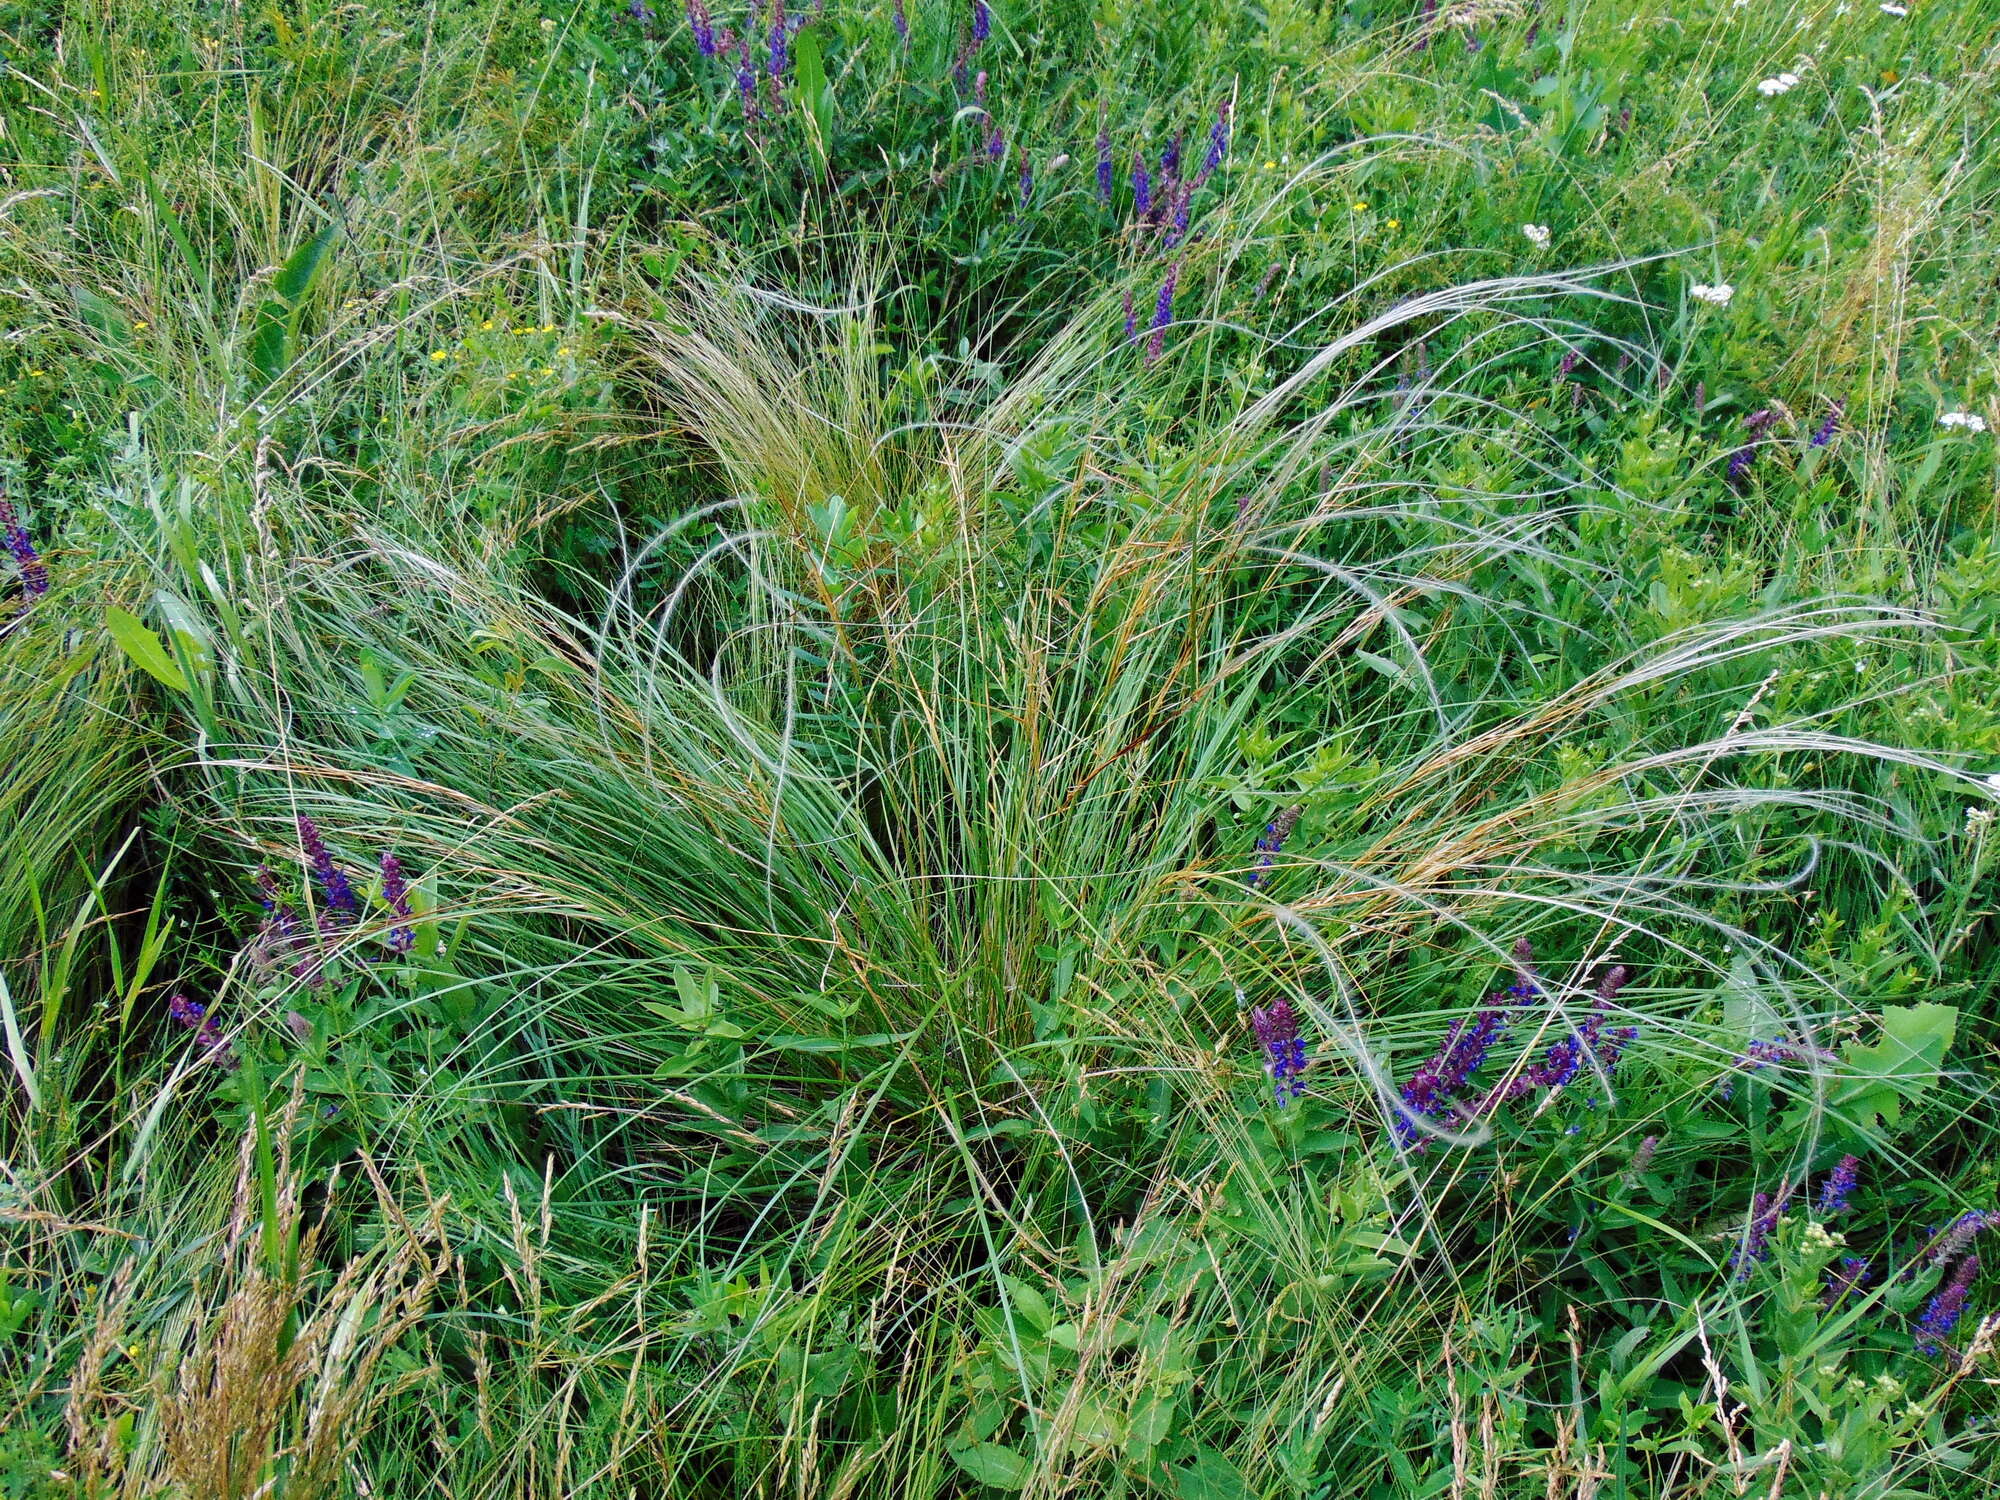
[{"xmin": 2, "ymin": 0, "xmax": 2000, "ymax": 1495}]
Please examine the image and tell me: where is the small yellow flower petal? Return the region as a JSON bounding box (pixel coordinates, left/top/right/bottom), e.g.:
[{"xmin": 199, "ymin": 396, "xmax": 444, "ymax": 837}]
[
  {"xmin": 1351, "ymin": 201, "xmax": 1369, "ymax": 213},
  {"xmin": 480, "ymin": 320, "xmax": 495, "ymax": 331},
  {"xmin": 1386, "ymin": 218, "xmax": 1401, "ymax": 230},
  {"xmin": 430, "ymin": 349, "xmax": 449, "ymax": 361},
  {"xmin": 556, "ymin": 346, "xmax": 573, "ymax": 357},
  {"xmin": 540, "ymin": 323, "xmax": 555, "ymax": 333}
]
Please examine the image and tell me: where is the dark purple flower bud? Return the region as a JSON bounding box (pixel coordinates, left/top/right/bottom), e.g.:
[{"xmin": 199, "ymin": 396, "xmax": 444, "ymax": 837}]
[
  {"xmin": 1558, "ymin": 346, "xmax": 1582, "ymax": 377},
  {"xmin": 1824, "ymin": 1256, "xmax": 1869, "ymax": 1308},
  {"xmin": 972, "ymin": 0, "xmax": 990, "ymax": 44},
  {"xmin": 683, "ymin": 0, "xmax": 714, "ymax": 52},
  {"xmin": 1165, "ymin": 181, "xmax": 1192, "ymax": 246},
  {"xmin": 298, "ymin": 815, "xmax": 361, "ymax": 921},
  {"xmin": 1916, "ymin": 1255, "xmax": 1979, "ymax": 1354},
  {"xmin": 893, "ymin": 0, "xmax": 908, "ymax": 43},
  {"xmin": 1396, "ymin": 1001, "xmax": 1514, "ymax": 1148},
  {"xmin": 984, "ymin": 124, "xmax": 1005, "ymax": 162},
  {"xmin": 1097, "ymin": 123, "xmax": 1114, "ymax": 203},
  {"xmin": 1726, "ymin": 444, "xmax": 1757, "ymax": 487},
  {"xmin": 1414, "ymin": 0, "xmax": 1437, "ymax": 50},
  {"xmin": 1144, "ymin": 261, "xmax": 1179, "ymax": 366},
  {"xmin": 1122, "ymin": 289, "xmax": 1136, "ymax": 345},
  {"xmin": 1246, "ymin": 804, "xmax": 1303, "ymax": 889},
  {"xmin": 1817, "ymin": 1154, "xmax": 1861, "ymax": 1217},
  {"xmin": 1250, "ymin": 998, "xmax": 1309, "ymax": 1105},
  {"xmin": 1018, "ymin": 156, "xmax": 1034, "ymax": 210},
  {"xmin": 738, "ymin": 52, "xmax": 760, "ymax": 117},
  {"xmin": 1811, "ymin": 399, "xmax": 1843, "ymax": 448},
  {"xmin": 1160, "ymin": 132, "xmax": 1182, "ymax": 181},
  {"xmin": 0, "ymin": 495, "xmax": 47, "ymax": 601},
  {"xmin": 1132, "ymin": 154, "xmax": 1151, "ymax": 217},
  {"xmin": 630, "ymin": 0, "xmax": 656, "ymax": 20},
  {"xmin": 1525, "ymin": 20, "xmax": 1539, "ymax": 46},
  {"xmin": 380, "ymin": 851, "xmax": 415, "ymax": 954},
  {"xmin": 1717, "ymin": 1037, "xmax": 1802, "ymax": 1100}
]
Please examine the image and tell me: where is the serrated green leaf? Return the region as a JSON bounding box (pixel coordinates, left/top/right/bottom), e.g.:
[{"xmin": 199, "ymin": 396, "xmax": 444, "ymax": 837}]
[{"xmin": 105, "ymin": 607, "xmax": 189, "ymax": 692}]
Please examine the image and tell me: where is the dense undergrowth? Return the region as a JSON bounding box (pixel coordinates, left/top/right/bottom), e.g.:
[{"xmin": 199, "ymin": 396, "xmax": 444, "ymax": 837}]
[{"xmin": 3, "ymin": 1, "xmax": 2000, "ymax": 1496}]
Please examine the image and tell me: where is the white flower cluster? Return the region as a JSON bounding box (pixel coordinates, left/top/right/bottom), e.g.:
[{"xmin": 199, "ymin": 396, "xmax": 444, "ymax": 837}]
[
  {"xmin": 1521, "ymin": 223, "xmax": 1551, "ymax": 246},
  {"xmin": 1690, "ymin": 282, "xmax": 1735, "ymax": 305},
  {"xmin": 1758, "ymin": 73, "xmax": 1802, "ymax": 96},
  {"xmin": 1939, "ymin": 410, "xmax": 1989, "ymax": 433},
  {"xmin": 1880, "ymin": 3, "xmax": 1907, "ymax": 15}
]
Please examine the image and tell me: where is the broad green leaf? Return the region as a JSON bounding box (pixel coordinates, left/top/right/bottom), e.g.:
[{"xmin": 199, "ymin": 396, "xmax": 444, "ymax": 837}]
[
  {"xmin": 105, "ymin": 607, "xmax": 189, "ymax": 692},
  {"xmin": 1830, "ymin": 1003, "xmax": 1956, "ymax": 1128},
  {"xmin": 947, "ymin": 1440, "xmax": 1031, "ymax": 1490}
]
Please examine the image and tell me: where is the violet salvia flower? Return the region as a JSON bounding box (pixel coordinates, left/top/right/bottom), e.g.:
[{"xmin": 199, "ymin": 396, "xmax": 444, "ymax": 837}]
[
  {"xmin": 1144, "ymin": 261, "xmax": 1179, "ymax": 366},
  {"xmin": 1811, "ymin": 400, "xmax": 1843, "ymax": 448},
  {"xmin": 971, "ymin": 0, "xmax": 989, "ymax": 44},
  {"xmin": 380, "ymin": 851, "xmax": 415, "ymax": 954},
  {"xmin": 1096, "ymin": 122, "xmax": 1113, "ymax": 203},
  {"xmin": 1824, "ymin": 1256, "xmax": 1870, "ymax": 1308},
  {"xmin": 1817, "ymin": 1154, "xmax": 1861, "ymax": 1217},
  {"xmin": 1250, "ymin": 998, "xmax": 1309, "ymax": 1105},
  {"xmin": 1246, "ymin": 804, "xmax": 1303, "ymax": 889},
  {"xmin": 1018, "ymin": 156, "xmax": 1033, "ymax": 210},
  {"xmin": 1396, "ymin": 1002, "xmax": 1514, "ymax": 1147},
  {"xmin": 684, "ymin": 0, "xmax": 715, "ymax": 53},
  {"xmin": 297, "ymin": 815, "xmax": 361, "ymax": 921},
  {"xmin": 984, "ymin": 124, "xmax": 1005, "ymax": 162},
  {"xmin": 768, "ymin": 0, "xmax": 788, "ymax": 78},
  {"xmin": 1718, "ymin": 1037, "xmax": 1799, "ymax": 1100},
  {"xmin": 1160, "ymin": 132, "xmax": 1182, "ymax": 182},
  {"xmin": 1164, "ymin": 181, "xmax": 1191, "ymax": 246},
  {"xmin": 1557, "ymin": 346, "xmax": 1582, "ymax": 377},
  {"xmin": 630, "ymin": 0, "xmax": 656, "ymax": 20},
  {"xmin": 1198, "ymin": 101, "xmax": 1231, "ymax": 182},
  {"xmin": 167, "ymin": 994, "xmax": 229, "ymax": 1058},
  {"xmin": 737, "ymin": 51, "xmax": 760, "ymax": 117},
  {"xmin": 893, "ymin": 0, "xmax": 908, "ymax": 43},
  {"xmin": 974, "ymin": 68, "xmax": 988, "ymax": 104},
  {"xmin": 1916, "ymin": 1255, "xmax": 1980, "ymax": 1354},
  {"xmin": 0, "ymin": 495, "xmax": 47, "ymax": 600},
  {"xmin": 1132, "ymin": 154, "xmax": 1151, "ymax": 218},
  {"xmin": 1413, "ymin": 0, "xmax": 1437, "ymax": 49}
]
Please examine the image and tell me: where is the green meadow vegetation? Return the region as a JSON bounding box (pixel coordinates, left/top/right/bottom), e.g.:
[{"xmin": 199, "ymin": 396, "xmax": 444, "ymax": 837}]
[{"xmin": 2, "ymin": 0, "xmax": 1999, "ymax": 1494}]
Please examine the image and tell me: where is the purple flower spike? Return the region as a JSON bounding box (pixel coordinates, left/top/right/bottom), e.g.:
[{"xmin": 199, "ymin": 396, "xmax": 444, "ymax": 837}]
[
  {"xmin": 1198, "ymin": 101, "xmax": 1231, "ymax": 182},
  {"xmin": 974, "ymin": 68, "xmax": 988, "ymax": 104},
  {"xmin": 1144, "ymin": 262, "xmax": 1179, "ymax": 366},
  {"xmin": 1731, "ymin": 1184, "xmax": 1791, "ymax": 1278},
  {"xmin": 298, "ymin": 815, "xmax": 361, "ymax": 921},
  {"xmin": 1160, "ymin": 132, "xmax": 1182, "ymax": 181},
  {"xmin": 768, "ymin": 0, "xmax": 788, "ymax": 78},
  {"xmin": 1817, "ymin": 1154, "xmax": 1861, "ymax": 1217},
  {"xmin": 1931, "ymin": 1210, "xmax": 1992, "ymax": 1267},
  {"xmin": 380, "ymin": 851, "xmax": 415, "ymax": 954},
  {"xmin": 1811, "ymin": 400, "xmax": 1843, "ymax": 448},
  {"xmin": 1132, "ymin": 154, "xmax": 1151, "ymax": 218},
  {"xmin": 1018, "ymin": 156, "xmax": 1033, "ymax": 211},
  {"xmin": 737, "ymin": 52, "xmax": 760, "ymax": 118},
  {"xmin": 1246, "ymin": 804, "xmax": 1303, "ymax": 889},
  {"xmin": 0, "ymin": 495, "xmax": 47, "ymax": 600},
  {"xmin": 1250, "ymin": 998, "xmax": 1309, "ymax": 1105},
  {"xmin": 1396, "ymin": 1002, "xmax": 1513, "ymax": 1148},
  {"xmin": 684, "ymin": 0, "xmax": 715, "ymax": 53},
  {"xmin": 1916, "ymin": 1255, "xmax": 1980, "ymax": 1354},
  {"xmin": 1097, "ymin": 121, "xmax": 1114, "ymax": 204},
  {"xmin": 1121, "ymin": 289, "xmax": 1136, "ymax": 345},
  {"xmin": 1164, "ymin": 181, "xmax": 1191, "ymax": 247},
  {"xmin": 972, "ymin": 0, "xmax": 990, "ymax": 45},
  {"xmin": 984, "ymin": 124, "xmax": 1005, "ymax": 162},
  {"xmin": 893, "ymin": 0, "xmax": 908, "ymax": 43}
]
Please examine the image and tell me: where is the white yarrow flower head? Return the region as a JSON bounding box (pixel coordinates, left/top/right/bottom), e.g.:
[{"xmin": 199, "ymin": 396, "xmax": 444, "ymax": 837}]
[
  {"xmin": 1880, "ymin": 2, "xmax": 1907, "ymax": 14},
  {"xmin": 1758, "ymin": 74, "xmax": 1799, "ymax": 96},
  {"xmin": 1940, "ymin": 410, "xmax": 1989, "ymax": 433},
  {"xmin": 1983, "ymin": 772, "xmax": 2000, "ymax": 793},
  {"xmin": 1690, "ymin": 282, "xmax": 1735, "ymax": 306},
  {"xmin": 1521, "ymin": 223, "xmax": 1552, "ymax": 247}
]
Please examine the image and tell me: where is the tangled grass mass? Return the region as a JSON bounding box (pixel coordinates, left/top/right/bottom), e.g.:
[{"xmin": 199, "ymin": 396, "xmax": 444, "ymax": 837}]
[{"xmin": 4, "ymin": 0, "xmax": 2000, "ymax": 1495}]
